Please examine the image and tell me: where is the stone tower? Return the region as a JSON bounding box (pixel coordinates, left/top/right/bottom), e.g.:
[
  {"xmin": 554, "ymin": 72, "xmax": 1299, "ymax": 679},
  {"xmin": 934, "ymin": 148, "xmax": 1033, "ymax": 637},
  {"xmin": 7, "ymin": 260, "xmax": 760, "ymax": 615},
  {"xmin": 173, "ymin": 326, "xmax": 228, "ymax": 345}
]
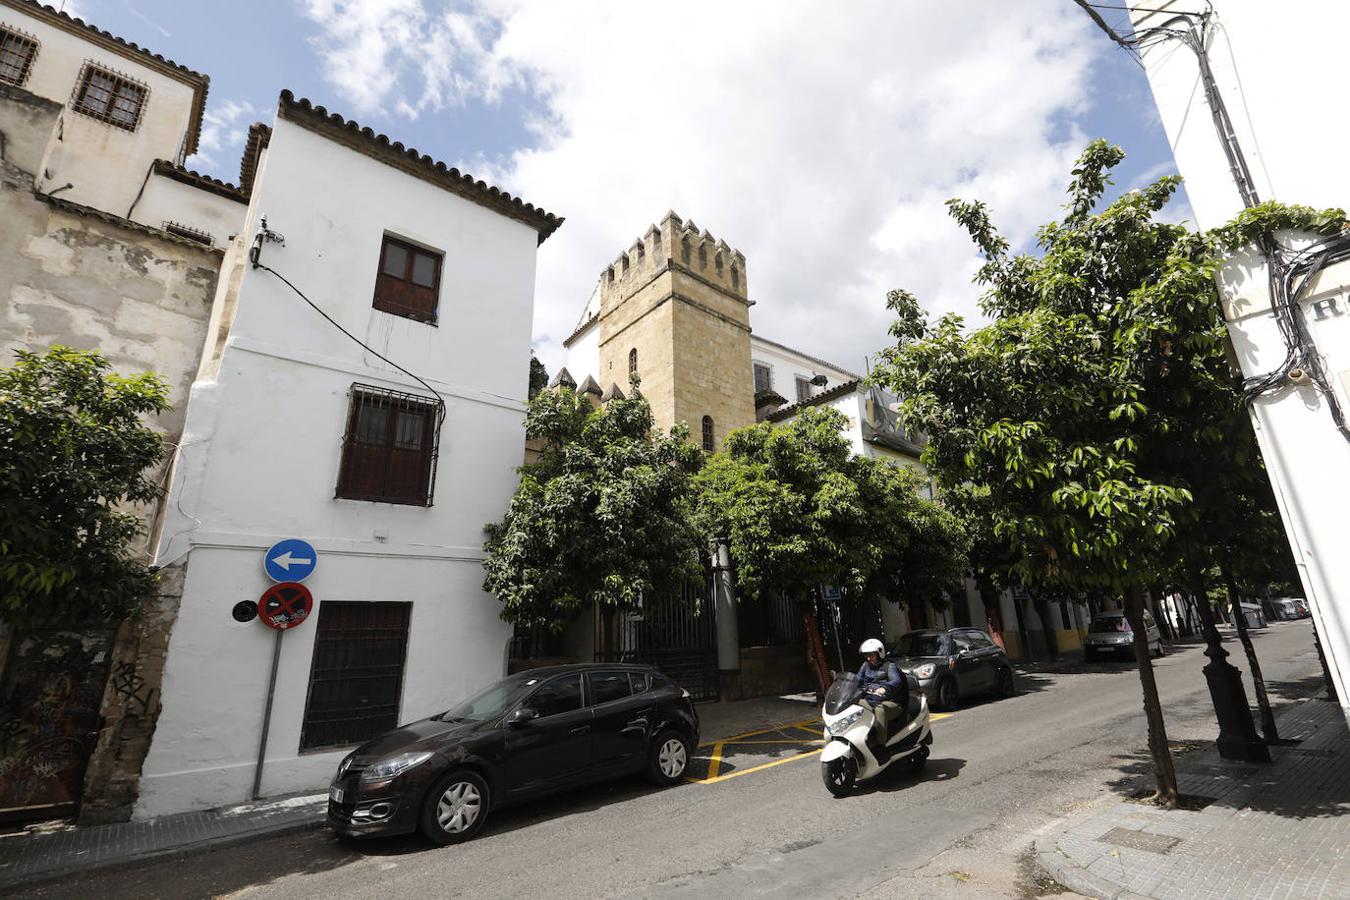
[{"xmin": 595, "ymin": 211, "xmax": 754, "ymax": 451}]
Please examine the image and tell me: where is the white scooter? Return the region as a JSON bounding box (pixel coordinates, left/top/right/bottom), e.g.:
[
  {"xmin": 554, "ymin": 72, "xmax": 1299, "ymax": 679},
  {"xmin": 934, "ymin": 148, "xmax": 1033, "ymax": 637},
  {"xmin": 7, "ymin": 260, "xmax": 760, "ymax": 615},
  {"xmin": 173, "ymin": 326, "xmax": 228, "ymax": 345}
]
[{"xmin": 820, "ymin": 671, "xmax": 931, "ymax": 797}]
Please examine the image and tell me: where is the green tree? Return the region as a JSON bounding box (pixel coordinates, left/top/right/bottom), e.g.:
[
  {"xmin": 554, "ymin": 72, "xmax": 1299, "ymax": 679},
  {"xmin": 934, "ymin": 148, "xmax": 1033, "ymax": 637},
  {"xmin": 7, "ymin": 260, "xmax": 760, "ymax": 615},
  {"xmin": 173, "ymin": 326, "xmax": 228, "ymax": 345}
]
[
  {"xmin": 692, "ymin": 406, "xmax": 966, "ymax": 615},
  {"xmin": 872, "ymin": 142, "xmax": 1229, "ymax": 806},
  {"xmin": 483, "ymin": 379, "xmax": 706, "ymax": 633},
  {"xmin": 0, "ymin": 346, "xmax": 169, "ymax": 628}
]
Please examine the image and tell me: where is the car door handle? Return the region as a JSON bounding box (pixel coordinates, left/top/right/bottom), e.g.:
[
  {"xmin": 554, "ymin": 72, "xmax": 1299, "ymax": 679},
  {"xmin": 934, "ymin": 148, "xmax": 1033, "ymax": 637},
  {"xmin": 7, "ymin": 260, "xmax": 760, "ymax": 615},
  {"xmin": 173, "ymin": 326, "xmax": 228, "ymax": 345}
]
[
  {"xmin": 626, "ymin": 716, "xmax": 649, "ymax": 730},
  {"xmin": 570, "ymin": 725, "xmax": 591, "ymax": 735}
]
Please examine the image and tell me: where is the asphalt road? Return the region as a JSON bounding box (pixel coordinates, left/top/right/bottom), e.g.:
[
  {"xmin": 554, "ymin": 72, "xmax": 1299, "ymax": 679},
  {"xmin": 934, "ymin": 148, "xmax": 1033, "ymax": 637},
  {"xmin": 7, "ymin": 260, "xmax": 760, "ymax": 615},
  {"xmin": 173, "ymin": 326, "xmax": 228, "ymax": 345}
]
[{"xmin": 19, "ymin": 621, "xmax": 1325, "ymax": 900}]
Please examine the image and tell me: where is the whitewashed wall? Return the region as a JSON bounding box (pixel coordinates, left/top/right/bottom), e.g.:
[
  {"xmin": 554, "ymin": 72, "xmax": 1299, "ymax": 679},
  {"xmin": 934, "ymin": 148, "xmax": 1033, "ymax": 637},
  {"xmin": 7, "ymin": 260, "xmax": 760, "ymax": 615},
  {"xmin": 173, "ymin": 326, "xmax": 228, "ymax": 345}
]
[
  {"xmin": 130, "ymin": 171, "xmax": 246, "ymax": 249},
  {"xmin": 1132, "ymin": 0, "xmax": 1350, "ymax": 716},
  {"xmin": 139, "ymin": 117, "xmax": 540, "ymax": 817},
  {"xmin": 0, "ymin": 3, "xmax": 199, "ymax": 214},
  {"xmin": 750, "ymin": 335, "xmax": 857, "ymax": 402}
]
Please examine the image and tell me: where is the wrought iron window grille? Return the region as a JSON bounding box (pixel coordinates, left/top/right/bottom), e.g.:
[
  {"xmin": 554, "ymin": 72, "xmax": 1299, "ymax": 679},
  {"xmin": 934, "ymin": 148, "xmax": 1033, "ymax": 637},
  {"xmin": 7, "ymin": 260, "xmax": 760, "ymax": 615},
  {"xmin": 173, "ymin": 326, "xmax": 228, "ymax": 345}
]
[
  {"xmin": 335, "ymin": 383, "xmax": 442, "ymax": 507},
  {"xmin": 0, "ymin": 24, "xmax": 38, "ymax": 86},
  {"xmin": 70, "ymin": 61, "xmax": 148, "ymax": 132}
]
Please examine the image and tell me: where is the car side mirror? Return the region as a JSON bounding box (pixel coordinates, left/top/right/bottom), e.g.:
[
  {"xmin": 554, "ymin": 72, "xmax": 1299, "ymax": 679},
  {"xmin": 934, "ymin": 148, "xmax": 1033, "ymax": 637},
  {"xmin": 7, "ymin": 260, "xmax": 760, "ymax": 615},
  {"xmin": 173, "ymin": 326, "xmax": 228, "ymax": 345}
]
[{"xmin": 507, "ymin": 707, "xmax": 538, "ymax": 728}]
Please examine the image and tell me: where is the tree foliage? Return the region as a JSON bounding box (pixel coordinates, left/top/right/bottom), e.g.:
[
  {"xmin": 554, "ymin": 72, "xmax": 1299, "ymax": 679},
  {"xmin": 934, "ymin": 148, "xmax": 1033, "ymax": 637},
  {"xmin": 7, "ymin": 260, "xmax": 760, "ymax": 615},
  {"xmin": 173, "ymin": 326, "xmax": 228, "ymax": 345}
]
[
  {"xmin": 692, "ymin": 407, "xmax": 966, "ymax": 607},
  {"xmin": 483, "ymin": 380, "xmax": 706, "ymax": 631},
  {"xmin": 0, "ymin": 346, "xmax": 169, "ymax": 628}
]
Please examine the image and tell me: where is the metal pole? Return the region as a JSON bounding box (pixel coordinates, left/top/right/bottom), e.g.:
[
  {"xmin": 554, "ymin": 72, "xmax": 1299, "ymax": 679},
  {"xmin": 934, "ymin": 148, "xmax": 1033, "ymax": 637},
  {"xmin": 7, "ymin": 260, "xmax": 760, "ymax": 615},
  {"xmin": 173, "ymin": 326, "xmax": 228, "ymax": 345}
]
[{"xmin": 251, "ymin": 628, "xmax": 284, "ymax": 800}]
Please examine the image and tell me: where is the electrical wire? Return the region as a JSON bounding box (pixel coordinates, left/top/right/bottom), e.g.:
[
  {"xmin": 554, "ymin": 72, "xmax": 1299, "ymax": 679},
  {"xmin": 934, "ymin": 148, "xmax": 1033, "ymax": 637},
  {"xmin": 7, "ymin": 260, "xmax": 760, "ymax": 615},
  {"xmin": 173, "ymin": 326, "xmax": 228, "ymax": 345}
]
[{"xmin": 249, "ymin": 235, "xmax": 447, "ymax": 431}]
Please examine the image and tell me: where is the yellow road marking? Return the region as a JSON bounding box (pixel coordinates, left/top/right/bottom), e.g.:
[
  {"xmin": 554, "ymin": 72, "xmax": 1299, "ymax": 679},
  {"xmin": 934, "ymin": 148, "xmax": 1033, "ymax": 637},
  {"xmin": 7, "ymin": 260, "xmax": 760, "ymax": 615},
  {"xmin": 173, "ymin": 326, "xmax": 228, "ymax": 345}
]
[
  {"xmin": 686, "ymin": 710, "xmax": 954, "ymax": 785},
  {"xmin": 720, "ymin": 738, "xmax": 827, "ymax": 745},
  {"xmin": 698, "ymin": 717, "xmax": 822, "ymax": 747},
  {"xmin": 703, "ymin": 740, "xmax": 724, "ymax": 780},
  {"xmin": 691, "ymin": 748, "xmax": 824, "ymax": 784}
]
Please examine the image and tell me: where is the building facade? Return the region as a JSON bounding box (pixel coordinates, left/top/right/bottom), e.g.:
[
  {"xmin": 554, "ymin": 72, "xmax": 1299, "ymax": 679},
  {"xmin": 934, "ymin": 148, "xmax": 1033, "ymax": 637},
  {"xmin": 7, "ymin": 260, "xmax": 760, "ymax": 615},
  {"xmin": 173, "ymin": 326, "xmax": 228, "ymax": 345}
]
[
  {"xmin": 136, "ymin": 92, "xmax": 561, "ymax": 818},
  {"xmin": 1129, "ymin": 0, "xmax": 1350, "ymax": 719}
]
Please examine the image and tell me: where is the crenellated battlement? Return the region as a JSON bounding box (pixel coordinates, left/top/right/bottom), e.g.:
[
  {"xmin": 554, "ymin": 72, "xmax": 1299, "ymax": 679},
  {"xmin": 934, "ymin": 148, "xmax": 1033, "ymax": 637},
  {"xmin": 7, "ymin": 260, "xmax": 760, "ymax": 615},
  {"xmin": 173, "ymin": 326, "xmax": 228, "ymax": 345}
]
[{"xmin": 599, "ymin": 211, "xmax": 748, "ymax": 309}]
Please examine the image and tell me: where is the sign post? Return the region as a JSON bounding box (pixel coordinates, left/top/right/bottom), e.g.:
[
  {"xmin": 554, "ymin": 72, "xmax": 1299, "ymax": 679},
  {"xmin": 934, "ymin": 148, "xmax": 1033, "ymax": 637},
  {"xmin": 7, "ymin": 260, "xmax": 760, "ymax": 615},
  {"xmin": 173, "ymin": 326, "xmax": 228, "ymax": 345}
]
[{"xmin": 251, "ymin": 541, "xmax": 317, "ymax": 800}]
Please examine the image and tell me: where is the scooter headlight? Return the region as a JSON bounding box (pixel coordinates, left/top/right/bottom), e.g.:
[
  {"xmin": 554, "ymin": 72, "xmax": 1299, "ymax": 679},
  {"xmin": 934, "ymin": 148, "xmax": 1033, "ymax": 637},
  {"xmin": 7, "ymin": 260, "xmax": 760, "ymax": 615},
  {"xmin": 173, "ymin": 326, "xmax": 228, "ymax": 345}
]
[{"xmin": 827, "ymin": 710, "xmax": 865, "ymax": 735}]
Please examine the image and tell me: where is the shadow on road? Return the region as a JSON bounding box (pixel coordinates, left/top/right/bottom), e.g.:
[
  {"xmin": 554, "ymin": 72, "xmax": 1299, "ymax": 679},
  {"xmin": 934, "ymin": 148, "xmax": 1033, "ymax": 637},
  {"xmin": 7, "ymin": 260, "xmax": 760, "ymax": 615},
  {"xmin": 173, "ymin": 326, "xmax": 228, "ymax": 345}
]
[{"xmin": 853, "ymin": 756, "xmax": 966, "ymax": 796}]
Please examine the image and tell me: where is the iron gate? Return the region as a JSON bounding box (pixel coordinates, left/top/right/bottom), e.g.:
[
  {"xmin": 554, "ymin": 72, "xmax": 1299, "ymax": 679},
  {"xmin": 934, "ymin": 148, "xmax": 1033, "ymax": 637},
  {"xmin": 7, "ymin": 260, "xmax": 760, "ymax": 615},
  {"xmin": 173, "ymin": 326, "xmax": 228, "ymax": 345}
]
[{"xmin": 597, "ymin": 576, "xmax": 719, "ymax": 701}]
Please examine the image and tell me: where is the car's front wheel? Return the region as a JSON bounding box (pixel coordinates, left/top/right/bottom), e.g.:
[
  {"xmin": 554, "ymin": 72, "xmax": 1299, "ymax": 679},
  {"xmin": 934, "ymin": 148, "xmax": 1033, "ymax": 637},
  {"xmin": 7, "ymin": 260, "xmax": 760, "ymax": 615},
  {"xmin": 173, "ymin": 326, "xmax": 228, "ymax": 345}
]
[
  {"xmin": 996, "ymin": 667, "xmax": 1016, "ymax": 698},
  {"xmin": 646, "ymin": 729, "xmax": 692, "ymax": 786},
  {"xmin": 419, "ymin": 770, "xmax": 490, "ymax": 845},
  {"xmin": 936, "ymin": 677, "xmax": 960, "ymax": 711}
]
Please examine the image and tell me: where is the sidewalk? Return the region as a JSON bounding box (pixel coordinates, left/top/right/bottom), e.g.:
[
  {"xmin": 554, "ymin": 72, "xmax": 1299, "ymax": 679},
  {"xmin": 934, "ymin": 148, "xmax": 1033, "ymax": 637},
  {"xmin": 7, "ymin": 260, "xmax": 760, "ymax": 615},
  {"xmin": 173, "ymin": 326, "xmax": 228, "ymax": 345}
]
[
  {"xmin": 1035, "ymin": 693, "xmax": 1350, "ymax": 899},
  {"xmin": 0, "ymin": 791, "xmax": 326, "ymax": 891}
]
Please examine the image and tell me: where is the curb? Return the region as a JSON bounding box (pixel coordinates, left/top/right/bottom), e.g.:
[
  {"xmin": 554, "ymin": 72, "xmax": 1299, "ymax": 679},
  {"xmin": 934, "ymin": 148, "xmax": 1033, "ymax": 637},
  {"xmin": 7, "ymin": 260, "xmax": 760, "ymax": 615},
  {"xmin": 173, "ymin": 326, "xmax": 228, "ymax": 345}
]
[
  {"xmin": 1033, "ymin": 842, "xmax": 1150, "ymax": 900},
  {"xmin": 0, "ymin": 806, "xmax": 324, "ymax": 892}
]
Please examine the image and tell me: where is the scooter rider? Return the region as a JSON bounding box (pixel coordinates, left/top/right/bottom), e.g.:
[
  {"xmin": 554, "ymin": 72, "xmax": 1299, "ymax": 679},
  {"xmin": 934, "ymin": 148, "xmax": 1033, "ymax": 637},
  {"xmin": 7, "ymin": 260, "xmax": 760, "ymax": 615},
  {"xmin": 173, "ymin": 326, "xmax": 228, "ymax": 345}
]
[{"xmin": 857, "ymin": 638, "xmax": 907, "ymax": 749}]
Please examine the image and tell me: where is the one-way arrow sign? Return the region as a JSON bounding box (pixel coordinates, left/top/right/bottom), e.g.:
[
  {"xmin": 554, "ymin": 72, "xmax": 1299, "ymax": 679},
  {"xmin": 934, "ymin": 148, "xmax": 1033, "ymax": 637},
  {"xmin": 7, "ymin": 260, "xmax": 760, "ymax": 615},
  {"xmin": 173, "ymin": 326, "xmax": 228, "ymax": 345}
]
[{"xmin": 264, "ymin": 538, "xmax": 318, "ymax": 583}]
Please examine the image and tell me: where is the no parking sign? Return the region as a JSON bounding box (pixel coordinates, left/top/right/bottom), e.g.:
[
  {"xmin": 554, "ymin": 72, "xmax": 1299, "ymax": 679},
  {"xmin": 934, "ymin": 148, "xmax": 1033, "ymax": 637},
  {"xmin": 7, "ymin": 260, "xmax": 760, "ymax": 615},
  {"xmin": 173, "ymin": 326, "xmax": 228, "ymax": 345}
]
[{"xmin": 257, "ymin": 582, "xmax": 314, "ymax": 630}]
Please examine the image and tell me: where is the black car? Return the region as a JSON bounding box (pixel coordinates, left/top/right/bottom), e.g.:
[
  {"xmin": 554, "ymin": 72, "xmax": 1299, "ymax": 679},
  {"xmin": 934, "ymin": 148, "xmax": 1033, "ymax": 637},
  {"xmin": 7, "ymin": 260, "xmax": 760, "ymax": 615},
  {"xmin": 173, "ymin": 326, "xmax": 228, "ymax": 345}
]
[
  {"xmin": 889, "ymin": 628, "xmax": 1015, "ymax": 711},
  {"xmin": 327, "ymin": 663, "xmax": 699, "ymax": 844}
]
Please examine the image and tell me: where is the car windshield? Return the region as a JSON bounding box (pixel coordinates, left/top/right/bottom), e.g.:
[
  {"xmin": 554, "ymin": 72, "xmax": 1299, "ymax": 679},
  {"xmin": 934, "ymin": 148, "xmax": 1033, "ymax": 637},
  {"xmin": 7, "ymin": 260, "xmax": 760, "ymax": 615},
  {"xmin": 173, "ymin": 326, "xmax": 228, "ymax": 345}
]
[
  {"xmin": 824, "ymin": 672, "xmax": 862, "ymax": 715},
  {"xmin": 1090, "ymin": 616, "xmax": 1131, "ymax": 633},
  {"xmin": 435, "ymin": 672, "xmax": 545, "ymax": 722},
  {"xmin": 895, "ymin": 632, "xmax": 946, "ymax": 657}
]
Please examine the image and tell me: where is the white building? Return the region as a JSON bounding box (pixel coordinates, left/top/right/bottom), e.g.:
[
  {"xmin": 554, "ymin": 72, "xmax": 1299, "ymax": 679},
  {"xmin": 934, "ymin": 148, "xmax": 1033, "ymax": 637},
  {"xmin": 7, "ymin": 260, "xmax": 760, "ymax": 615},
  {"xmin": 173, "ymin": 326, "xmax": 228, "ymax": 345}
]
[
  {"xmin": 137, "ymin": 90, "xmax": 562, "ymax": 817},
  {"xmin": 1128, "ymin": 0, "xmax": 1350, "ymax": 717}
]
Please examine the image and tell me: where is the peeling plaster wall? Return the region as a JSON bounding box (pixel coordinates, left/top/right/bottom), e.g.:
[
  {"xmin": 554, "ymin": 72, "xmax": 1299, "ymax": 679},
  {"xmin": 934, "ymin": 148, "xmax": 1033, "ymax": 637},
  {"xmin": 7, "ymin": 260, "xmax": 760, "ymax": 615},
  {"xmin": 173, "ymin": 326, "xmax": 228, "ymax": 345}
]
[{"xmin": 0, "ymin": 163, "xmax": 221, "ymax": 443}]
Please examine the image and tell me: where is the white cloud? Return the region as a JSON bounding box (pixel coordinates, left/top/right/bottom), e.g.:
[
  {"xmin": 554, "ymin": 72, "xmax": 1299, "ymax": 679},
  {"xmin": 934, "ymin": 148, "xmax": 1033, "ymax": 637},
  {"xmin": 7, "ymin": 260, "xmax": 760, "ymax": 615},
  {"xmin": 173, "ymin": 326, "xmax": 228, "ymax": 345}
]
[
  {"xmin": 300, "ymin": 1, "xmax": 1110, "ymax": 377},
  {"xmin": 186, "ymin": 98, "xmax": 256, "ymax": 174}
]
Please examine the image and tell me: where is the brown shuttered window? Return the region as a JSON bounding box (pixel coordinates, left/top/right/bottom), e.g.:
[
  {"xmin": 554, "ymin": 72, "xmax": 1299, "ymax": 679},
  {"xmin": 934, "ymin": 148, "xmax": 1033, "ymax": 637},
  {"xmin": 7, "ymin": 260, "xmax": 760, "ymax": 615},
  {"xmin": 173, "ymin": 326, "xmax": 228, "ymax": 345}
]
[
  {"xmin": 373, "ymin": 235, "xmax": 441, "ymax": 324},
  {"xmin": 72, "ymin": 63, "xmax": 147, "ymax": 131},
  {"xmin": 300, "ymin": 602, "xmax": 412, "ymax": 751},
  {"xmin": 0, "ymin": 26, "xmax": 38, "ymax": 86},
  {"xmin": 336, "ymin": 385, "xmax": 440, "ymax": 506}
]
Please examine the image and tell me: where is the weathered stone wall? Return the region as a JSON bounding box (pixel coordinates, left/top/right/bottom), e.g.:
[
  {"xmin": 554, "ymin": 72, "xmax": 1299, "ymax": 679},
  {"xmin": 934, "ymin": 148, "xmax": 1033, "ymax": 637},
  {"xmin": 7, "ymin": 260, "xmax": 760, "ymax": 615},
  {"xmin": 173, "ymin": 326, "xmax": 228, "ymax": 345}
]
[
  {"xmin": 596, "ymin": 211, "xmax": 753, "ymax": 449},
  {"xmin": 0, "ymin": 90, "xmax": 223, "ymax": 821}
]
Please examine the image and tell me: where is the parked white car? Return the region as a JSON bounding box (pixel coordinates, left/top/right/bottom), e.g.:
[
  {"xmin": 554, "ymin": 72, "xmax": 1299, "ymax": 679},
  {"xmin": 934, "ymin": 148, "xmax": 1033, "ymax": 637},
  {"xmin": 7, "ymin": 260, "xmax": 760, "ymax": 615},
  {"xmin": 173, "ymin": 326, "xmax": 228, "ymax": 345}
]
[{"xmin": 1083, "ymin": 610, "xmax": 1165, "ymax": 660}]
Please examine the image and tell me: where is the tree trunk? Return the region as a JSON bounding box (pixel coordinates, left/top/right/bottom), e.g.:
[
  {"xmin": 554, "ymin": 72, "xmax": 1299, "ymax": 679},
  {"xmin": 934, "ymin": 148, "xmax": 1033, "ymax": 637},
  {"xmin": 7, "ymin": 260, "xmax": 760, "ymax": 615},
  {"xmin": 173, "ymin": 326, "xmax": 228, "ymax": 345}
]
[
  {"xmin": 1011, "ymin": 589, "xmax": 1034, "ymax": 662},
  {"xmin": 1125, "ymin": 583, "xmax": 1179, "ymax": 807},
  {"xmin": 802, "ymin": 610, "xmax": 832, "ymax": 703},
  {"xmin": 1150, "ymin": 582, "xmax": 1173, "ymax": 641},
  {"xmin": 1030, "ymin": 588, "xmax": 1059, "ymax": 660},
  {"xmin": 1220, "ymin": 561, "xmax": 1278, "ymax": 742},
  {"xmin": 977, "ymin": 577, "xmax": 1006, "ymax": 651}
]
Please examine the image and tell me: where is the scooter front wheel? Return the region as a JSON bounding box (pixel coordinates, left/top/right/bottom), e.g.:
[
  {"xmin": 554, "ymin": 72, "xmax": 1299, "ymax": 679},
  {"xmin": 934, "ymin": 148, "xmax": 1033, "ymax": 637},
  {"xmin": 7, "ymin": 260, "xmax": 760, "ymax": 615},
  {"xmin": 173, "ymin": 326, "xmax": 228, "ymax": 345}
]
[{"xmin": 822, "ymin": 756, "xmax": 857, "ymax": 797}]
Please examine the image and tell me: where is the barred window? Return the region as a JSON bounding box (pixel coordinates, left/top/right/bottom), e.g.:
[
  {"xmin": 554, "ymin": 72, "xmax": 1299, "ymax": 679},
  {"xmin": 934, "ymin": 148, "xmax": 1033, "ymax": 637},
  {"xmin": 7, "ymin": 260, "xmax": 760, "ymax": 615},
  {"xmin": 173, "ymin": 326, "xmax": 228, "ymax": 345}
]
[
  {"xmin": 0, "ymin": 25, "xmax": 38, "ymax": 86},
  {"xmin": 336, "ymin": 385, "xmax": 441, "ymax": 506},
  {"xmin": 629, "ymin": 348, "xmax": 638, "ymax": 377},
  {"xmin": 702, "ymin": 415, "xmax": 714, "ymax": 453},
  {"xmin": 300, "ymin": 601, "xmax": 412, "ymax": 751},
  {"xmin": 753, "ymin": 362, "xmax": 772, "ymax": 393},
  {"xmin": 796, "ymin": 376, "xmax": 813, "ymax": 403},
  {"xmin": 373, "ymin": 234, "xmax": 441, "ymax": 324},
  {"xmin": 72, "ymin": 64, "xmax": 146, "ymax": 131},
  {"xmin": 163, "ymin": 221, "xmax": 213, "ymax": 247}
]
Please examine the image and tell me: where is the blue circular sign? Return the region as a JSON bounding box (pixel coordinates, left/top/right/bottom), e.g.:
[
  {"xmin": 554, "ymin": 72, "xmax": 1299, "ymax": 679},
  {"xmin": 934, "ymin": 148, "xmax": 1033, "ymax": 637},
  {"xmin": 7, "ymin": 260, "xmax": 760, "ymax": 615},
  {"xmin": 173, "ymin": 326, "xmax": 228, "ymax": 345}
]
[{"xmin": 264, "ymin": 538, "xmax": 317, "ymax": 583}]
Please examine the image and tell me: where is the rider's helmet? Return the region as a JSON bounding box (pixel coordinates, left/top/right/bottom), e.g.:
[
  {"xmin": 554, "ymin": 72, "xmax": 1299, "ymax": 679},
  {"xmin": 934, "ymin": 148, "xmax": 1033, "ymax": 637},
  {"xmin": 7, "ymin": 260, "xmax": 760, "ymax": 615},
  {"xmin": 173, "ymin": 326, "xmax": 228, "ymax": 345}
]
[{"xmin": 859, "ymin": 638, "xmax": 885, "ymax": 655}]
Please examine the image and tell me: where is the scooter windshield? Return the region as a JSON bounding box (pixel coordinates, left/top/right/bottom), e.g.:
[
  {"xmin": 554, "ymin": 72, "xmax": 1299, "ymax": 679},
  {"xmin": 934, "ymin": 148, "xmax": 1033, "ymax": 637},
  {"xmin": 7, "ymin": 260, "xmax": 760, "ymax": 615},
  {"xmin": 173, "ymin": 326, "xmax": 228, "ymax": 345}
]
[{"xmin": 824, "ymin": 673, "xmax": 863, "ymax": 715}]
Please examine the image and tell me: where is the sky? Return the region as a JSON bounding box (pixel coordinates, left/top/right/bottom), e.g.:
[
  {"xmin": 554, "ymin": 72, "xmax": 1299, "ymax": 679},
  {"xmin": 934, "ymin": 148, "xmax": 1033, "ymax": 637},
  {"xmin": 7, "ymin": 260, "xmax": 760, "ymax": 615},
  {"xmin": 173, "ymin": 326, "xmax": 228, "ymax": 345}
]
[{"xmin": 61, "ymin": 0, "xmax": 1190, "ymax": 378}]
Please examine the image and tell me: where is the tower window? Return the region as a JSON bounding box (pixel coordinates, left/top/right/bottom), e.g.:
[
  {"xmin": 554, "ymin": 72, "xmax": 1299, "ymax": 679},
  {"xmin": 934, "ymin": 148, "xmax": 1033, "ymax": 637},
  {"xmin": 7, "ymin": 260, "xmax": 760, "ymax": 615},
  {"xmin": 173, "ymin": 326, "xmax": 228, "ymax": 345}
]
[
  {"xmin": 715, "ymin": 253, "xmax": 724, "ymax": 276},
  {"xmin": 701, "ymin": 416, "xmax": 714, "ymax": 453},
  {"xmin": 72, "ymin": 63, "xmax": 147, "ymax": 131},
  {"xmin": 0, "ymin": 26, "xmax": 39, "ymax": 86},
  {"xmin": 629, "ymin": 348, "xmax": 638, "ymax": 376},
  {"xmin": 731, "ymin": 266, "xmax": 740, "ymax": 291},
  {"xmin": 681, "ymin": 237, "xmax": 691, "ymax": 264},
  {"xmin": 753, "ymin": 362, "xmax": 772, "ymax": 393},
  {"xmin": 698, "ymin": 244, "xmax": 707, "ymax": 270}
]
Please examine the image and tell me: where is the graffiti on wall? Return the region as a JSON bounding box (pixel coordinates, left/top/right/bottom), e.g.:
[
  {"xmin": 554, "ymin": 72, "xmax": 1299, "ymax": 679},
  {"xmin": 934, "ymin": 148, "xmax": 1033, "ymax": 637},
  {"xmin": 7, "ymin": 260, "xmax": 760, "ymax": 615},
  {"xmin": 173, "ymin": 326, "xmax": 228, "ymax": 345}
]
[{"xmin": 0, "ymin": 629, "xmax": 115, "ymax": 822}]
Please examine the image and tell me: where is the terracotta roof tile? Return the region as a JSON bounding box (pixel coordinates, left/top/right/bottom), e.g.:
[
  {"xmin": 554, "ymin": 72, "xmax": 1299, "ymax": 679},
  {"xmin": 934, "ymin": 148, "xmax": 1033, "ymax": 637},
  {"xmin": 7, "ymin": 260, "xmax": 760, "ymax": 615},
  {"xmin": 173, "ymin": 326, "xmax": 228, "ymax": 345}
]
[{"xmin": 275, "ymin": 90, "xmax": 563, "ymax": 244}]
